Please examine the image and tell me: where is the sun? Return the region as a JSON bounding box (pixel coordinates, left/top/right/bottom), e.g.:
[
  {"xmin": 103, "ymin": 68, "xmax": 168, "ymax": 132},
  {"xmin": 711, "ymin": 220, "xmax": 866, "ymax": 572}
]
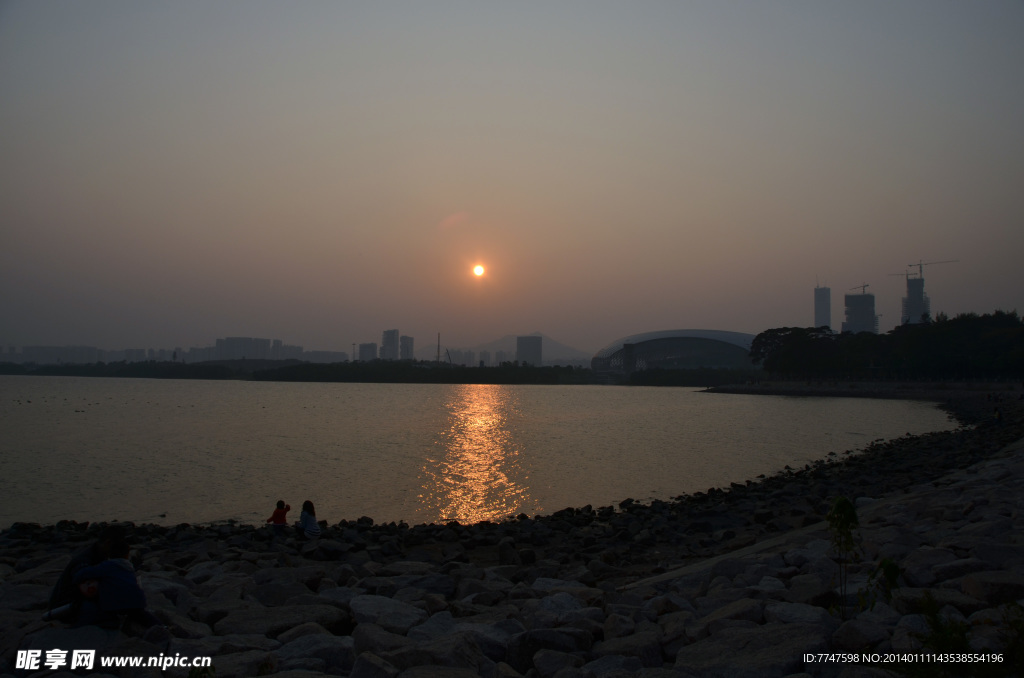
[{"xmin": 473, "ymin": 265, "xmax": 485, "ymax": 277}]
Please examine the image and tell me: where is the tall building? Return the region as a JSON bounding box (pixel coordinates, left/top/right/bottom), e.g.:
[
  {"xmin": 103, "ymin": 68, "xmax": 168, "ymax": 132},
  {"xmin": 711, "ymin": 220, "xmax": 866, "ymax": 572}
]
[
  {"xmin": 901, "ymin": 277, "xmax": 930, "ymax": 325},
  {"xmin": 358, "ymin": 343, "xmax": 377, "ymax": 361},
  {"xmin": 399, "ymin": 335, "xmax": 414, "ymax": 360},
  {"xmin": 516, "ymin": 336, "xmax": 543, "ymax": 366},
  {"xmin": 381, "ymin": 329, "xmax": 399, "ymax": 360},
  {"xmin": 814, "ymin": 286, "xmax": 831, "ymax": 329},
  {"xmin": 841, "ymin": 293, "xmax": 878, "ymax": 334}
]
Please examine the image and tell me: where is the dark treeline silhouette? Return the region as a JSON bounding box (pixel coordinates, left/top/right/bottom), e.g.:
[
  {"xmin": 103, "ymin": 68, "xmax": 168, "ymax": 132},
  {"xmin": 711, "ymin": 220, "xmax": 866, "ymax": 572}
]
[
  {"xmin": 0, "ymin": 361, "xmax": 237, "ymax": 380},
  {"xmin": 251, "ymin": 360, "xmax": 593, "ymax": 385},
  {"xmin": 751, "ymin": 310, "xmax": 1024, "ymax": 379},
  {"xmin": 0, "ymin": 358, "xmax": 752, "ymax": 386},
  {"xmin": 627, "ymin": 368, "xmax": 761, "ymax": 387}
]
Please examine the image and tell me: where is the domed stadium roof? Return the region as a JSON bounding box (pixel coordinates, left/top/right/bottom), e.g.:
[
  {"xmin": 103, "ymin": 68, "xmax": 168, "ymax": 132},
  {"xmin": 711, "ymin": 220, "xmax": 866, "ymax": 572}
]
[{"xmin": 592, "ymin": 329, "xmax": 757, "ymax": 372}]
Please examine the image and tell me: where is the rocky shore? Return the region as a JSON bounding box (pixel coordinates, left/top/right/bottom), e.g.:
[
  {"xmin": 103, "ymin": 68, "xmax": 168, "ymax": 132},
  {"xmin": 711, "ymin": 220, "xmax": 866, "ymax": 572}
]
[{"xmin": 2, "ymin": 391, "xmax": 1022, "ymax": 677}]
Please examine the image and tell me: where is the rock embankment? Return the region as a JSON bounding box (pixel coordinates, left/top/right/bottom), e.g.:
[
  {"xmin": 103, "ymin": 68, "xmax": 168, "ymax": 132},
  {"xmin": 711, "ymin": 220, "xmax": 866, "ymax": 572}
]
[{"xmin": 1, "ymin": 394, "xmax": 1022, "ymax": 677}]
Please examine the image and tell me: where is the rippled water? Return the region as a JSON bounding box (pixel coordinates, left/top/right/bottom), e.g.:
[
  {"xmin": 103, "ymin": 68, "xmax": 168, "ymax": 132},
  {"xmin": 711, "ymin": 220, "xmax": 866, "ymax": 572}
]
[{"xmin": 0, "ymin": 375, "xmax": 952, "ymax": 527}]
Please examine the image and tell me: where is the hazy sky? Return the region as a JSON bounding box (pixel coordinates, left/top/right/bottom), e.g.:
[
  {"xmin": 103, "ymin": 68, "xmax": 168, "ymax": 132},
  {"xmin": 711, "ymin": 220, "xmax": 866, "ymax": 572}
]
[{"xmin": 2, "ymin": 2, "xmax": 1022, "ymax": 355}]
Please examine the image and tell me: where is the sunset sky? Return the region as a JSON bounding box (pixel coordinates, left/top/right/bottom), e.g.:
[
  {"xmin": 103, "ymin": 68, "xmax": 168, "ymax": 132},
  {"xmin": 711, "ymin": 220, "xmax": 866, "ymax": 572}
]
[{"xmin": 2, "ymin": 2, "xmax": 1022, "ymax": 356}]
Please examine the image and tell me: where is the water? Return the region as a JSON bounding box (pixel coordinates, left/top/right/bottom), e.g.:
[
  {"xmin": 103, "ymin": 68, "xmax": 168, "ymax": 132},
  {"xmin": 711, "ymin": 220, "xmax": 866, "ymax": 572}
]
[{"xmin": 0, "ymin": 375, "xmax": 952, "ymax": 528}]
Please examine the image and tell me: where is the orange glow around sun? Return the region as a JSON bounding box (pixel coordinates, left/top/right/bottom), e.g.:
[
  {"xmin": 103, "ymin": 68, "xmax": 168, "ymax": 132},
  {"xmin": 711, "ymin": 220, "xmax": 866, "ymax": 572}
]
[{"xmin": 473, "ymin": 265, "xmax": 485, "ymax": 276}]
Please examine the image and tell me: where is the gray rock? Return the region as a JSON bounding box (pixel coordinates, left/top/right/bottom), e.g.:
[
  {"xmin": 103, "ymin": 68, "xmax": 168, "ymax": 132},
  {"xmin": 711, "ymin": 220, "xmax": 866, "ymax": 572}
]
[
  {"xmin": 582, "ymin": 654, "xmax": 644, "ymax": 677},
  {"xmin": 151, "ymin": 606, "xmax": 212, "ymax": 639},
  {"xmin": 276, "ymin": 634, "xmax": 357, "ymax": 673},
  {"xmin": 784, "ymin": 573, "xmax": 836, "ymax": 608},
  {"xmin": 319, "ymin": 585, "xmax": 363, "ymax": 607},
  {"xmin": 891, "ymin": 587, "xmax": 987, "ymax": 616},
  {"xmin": 890, "ymin": 614, "xmax": 927, "ymax": 653},
  {"xmin": 764, "ymin": 601, "xmax": 837, "ymax": 628},
  {"xmin": 674, "ymin": 622, "xmax": 828, "ymax": 677},
  {"xmin": 276, "ymin": 621, "xmax": 331, "ymax": 645},
  {"xmin": 707, "ymin": 618, "xmax": 758, "ymax": 636},
  {"xmin": 533, "ymin": 648, "xmax": 584, "ymax": 677},
  {"xmin": 831, "ymin": 618, "xmax": 890, "ymax": 651},
  {"xmin": 931, "ymin": 557, "xmax": 987, "ymax": 583},
  {"xmin": 21, "ymin": 624, "xmax": 123, "ymax": 656},
  {"xmin": 377, "ymin": 631, "xmax": 494, "ymax": 673},
  {"xmin": 538, "ymin": 592, "xmax": 584, "ymax": 618},
  {"xmin": 506, "ymin": 628, "xmax": 594, "ymax": 674},
  {"xmin": 749, "ymin": 576, "xmax": 787, "ymax": 594},
  {"xmin": 603, "ymin": 613, "xmax": 635, "ymax": 639},
  {"xmin": 349, "ymin": 651, "xmax": 401, "ymax": 678},
  {"xmin": 783, "ymin": 540, "xmax": 831, "ymax": 568},
  {"xmin": 700, "ymin": 597, "xmax": 764, "ymax": 626},
  {"xmin": 855, "ymin": 601, "xmax": 901, "ymax": 628},
  {"xmin": 969, "ymin": 542, "xmax": 1024, "ymax": 570},
  {"xmin": 900, "ymin": 547, "xmax": 957, "ymax": 587},
  {"xmin": 0, "ymin": 583, "xmax": 50, "ymax": 611},
  {"xmin": 213, "ymin": 603, "xmax": 350, "ymax": 637},
  {"xmin": 379, "ymin": 561, "xmax": 438, "ymax": 577},
  {"xmin": 184, "ymin": 560, "xmax": 224, "ymax": 585},
  {"xmin": 355, "ymin": 622, "xmax": 416, "ymax": 655},
  {"xmin": 207, "ymin": 649, "xmax": 277, "ymax": 678},
  {"xmin": 593, "ymin": 630, "xmax": 664, "ymax": 667},
  {"xmin": 251, "ymin": 580, "xmax": 312, "ymax": 606},
  {"xmin": 408, "ymin": 611, "xmax": 458, "ymax": 641},
  {"xmin": 961, "ymin": 571, "xmax": 1024, "ymax": 605},
  {"xmin": 350, "ymin": 594, "xmax": 430, "ymax": 634},
  {"xmin": 277, "ymin": 657, "xmax": 327, "ymax": 673},
  {"xmin": 395, "ymin": 666, "xmax": 481, "ymax": 678}
]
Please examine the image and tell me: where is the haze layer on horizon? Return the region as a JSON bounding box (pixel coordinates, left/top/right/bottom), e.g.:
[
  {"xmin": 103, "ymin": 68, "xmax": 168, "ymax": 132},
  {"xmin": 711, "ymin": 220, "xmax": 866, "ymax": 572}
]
[{"xmin": 2, "ymin": 2, "xmax": 1022, "ymax": 355}]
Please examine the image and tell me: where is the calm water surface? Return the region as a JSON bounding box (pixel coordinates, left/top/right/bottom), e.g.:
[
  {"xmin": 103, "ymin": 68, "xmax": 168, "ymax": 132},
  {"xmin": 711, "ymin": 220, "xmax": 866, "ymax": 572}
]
[{"xmin": 0, "ymin": 376, "xmax": 952, "ymax": 527}]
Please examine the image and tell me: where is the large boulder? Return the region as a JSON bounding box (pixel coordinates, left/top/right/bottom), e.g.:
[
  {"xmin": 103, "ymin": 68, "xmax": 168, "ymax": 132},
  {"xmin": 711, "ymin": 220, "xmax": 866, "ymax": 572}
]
[
  {"xmin": 961, "ymin": 571, "xmax": 1024, "ymax": 605},
  {"xmin": 349, "ymin": 595, "xmax": 429, "ymax": 635},
  {"xmin": 213, "ymin": 604, "xmax": 350, "ymax": 638},
  {"xmin": 506, "ymin": 628, "xmax": 594, "ymax": 674},
  {"xmin": 275, "ymin": 634, "xmax": 356, "ymax": 673}
]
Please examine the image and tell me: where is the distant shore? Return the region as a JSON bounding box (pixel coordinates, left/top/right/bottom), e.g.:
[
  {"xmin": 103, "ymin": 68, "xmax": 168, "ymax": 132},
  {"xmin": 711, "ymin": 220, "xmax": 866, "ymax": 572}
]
[{"xmin": 707, "ymin": 379, "xmax": 1023, "ymax": 406}]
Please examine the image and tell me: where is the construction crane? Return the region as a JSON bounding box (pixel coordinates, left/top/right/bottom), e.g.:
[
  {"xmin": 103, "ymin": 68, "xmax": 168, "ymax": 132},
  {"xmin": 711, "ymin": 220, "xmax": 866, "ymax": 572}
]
[
  {"xmin": 849, "ymin": 284, "xmax": 870, "ymax": 294},
  {"xmin": 909, "ymin": 259, "xmax": 958, "ymax": 278}
]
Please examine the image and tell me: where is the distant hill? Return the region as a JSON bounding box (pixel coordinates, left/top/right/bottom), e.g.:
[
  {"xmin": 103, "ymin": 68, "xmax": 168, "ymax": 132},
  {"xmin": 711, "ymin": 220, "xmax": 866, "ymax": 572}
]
[{"xmin": 416, "ymin": 332, "xmax": 591, "ymax": 364}]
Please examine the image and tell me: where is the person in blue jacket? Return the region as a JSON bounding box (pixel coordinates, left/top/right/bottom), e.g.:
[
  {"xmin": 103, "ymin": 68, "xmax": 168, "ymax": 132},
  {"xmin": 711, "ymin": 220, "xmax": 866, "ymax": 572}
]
[
  {"xmin": 73, "ymin": 536, "xmax": 160, "ymax": 629},
  {"xmin": 295, "ymin": 500, "xmax": 322, "ymax": 539},
  {"xmin": 46, "ymin": 525, "xmax": 126, "ymax": 621}
]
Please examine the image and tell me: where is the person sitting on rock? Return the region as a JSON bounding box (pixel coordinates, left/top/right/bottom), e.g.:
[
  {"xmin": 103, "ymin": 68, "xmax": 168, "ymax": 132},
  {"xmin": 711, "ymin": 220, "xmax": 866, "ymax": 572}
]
[
  {"xmin": 72, "ymin": 536, "xmax": 160, "ymax": 631},
  {"xmin": 295, "ymin": 500, "xmax": 321, "ymax": 539},
  {"xmin": 46, "ymin": 525, "xmax": 126, "ymax": 621},
  {"xmin": 267, "ymin": 499, "xmax": 291, "ymax": 536}
]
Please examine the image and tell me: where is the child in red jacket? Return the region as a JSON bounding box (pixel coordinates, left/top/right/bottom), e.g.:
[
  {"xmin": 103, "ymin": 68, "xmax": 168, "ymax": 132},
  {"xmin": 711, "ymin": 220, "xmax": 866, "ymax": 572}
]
[{"xmin": 267, "ymin": 500, "xmax": 290, "ymax": 535}]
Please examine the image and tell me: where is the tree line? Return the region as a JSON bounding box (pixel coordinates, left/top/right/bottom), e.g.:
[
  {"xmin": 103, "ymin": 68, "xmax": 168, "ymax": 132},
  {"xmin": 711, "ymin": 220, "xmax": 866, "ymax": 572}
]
[{"xmin": 750, "ymin": 310, "xmax": 1024, "ymax": 379}]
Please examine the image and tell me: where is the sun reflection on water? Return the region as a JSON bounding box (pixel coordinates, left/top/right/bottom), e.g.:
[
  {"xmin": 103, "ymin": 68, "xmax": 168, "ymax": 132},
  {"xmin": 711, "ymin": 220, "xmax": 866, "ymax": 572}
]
[{"xmin": 419, "ymin": 384, "xmax": 531, "ymax": 524}]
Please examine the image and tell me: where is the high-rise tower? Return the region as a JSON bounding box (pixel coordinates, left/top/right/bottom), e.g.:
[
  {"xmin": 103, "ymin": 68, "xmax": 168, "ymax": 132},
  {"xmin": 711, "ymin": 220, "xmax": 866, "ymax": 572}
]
[
  {"xmin": 381, "ymin": 329, "xmax": 399, "ymax": 360},
  {"xmin": 841, "ymin": 290, "xmax": 878, "ymax": 334},
  {"xmin": 399, "ymin": 335, "xmax": 414, "ymax": 360},
  {"xmin": 814, "ymin": 286, "xmax": 831, "ymax": 329},
  {"xmin": 901, "ymin": 277, "xmax": 930, "ymax": 325}
]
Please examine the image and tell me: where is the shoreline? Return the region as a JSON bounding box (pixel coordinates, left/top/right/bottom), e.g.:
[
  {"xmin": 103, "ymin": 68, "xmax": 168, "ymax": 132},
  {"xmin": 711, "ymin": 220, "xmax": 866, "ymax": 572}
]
[
  {"xmin": 0, "ymin": 385, "xmax": 1012, "ymax": 536},
  {"xmin": 706, "ymin": 379, "xmax": 1023, "ymax": 403},
  {"xmin": 3, "ymin": 391, "xmax": 1022, "ymax": 676},
  {"xmin": 0, "ymin": 383, "xmax": 962, "ymax": 532}
]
